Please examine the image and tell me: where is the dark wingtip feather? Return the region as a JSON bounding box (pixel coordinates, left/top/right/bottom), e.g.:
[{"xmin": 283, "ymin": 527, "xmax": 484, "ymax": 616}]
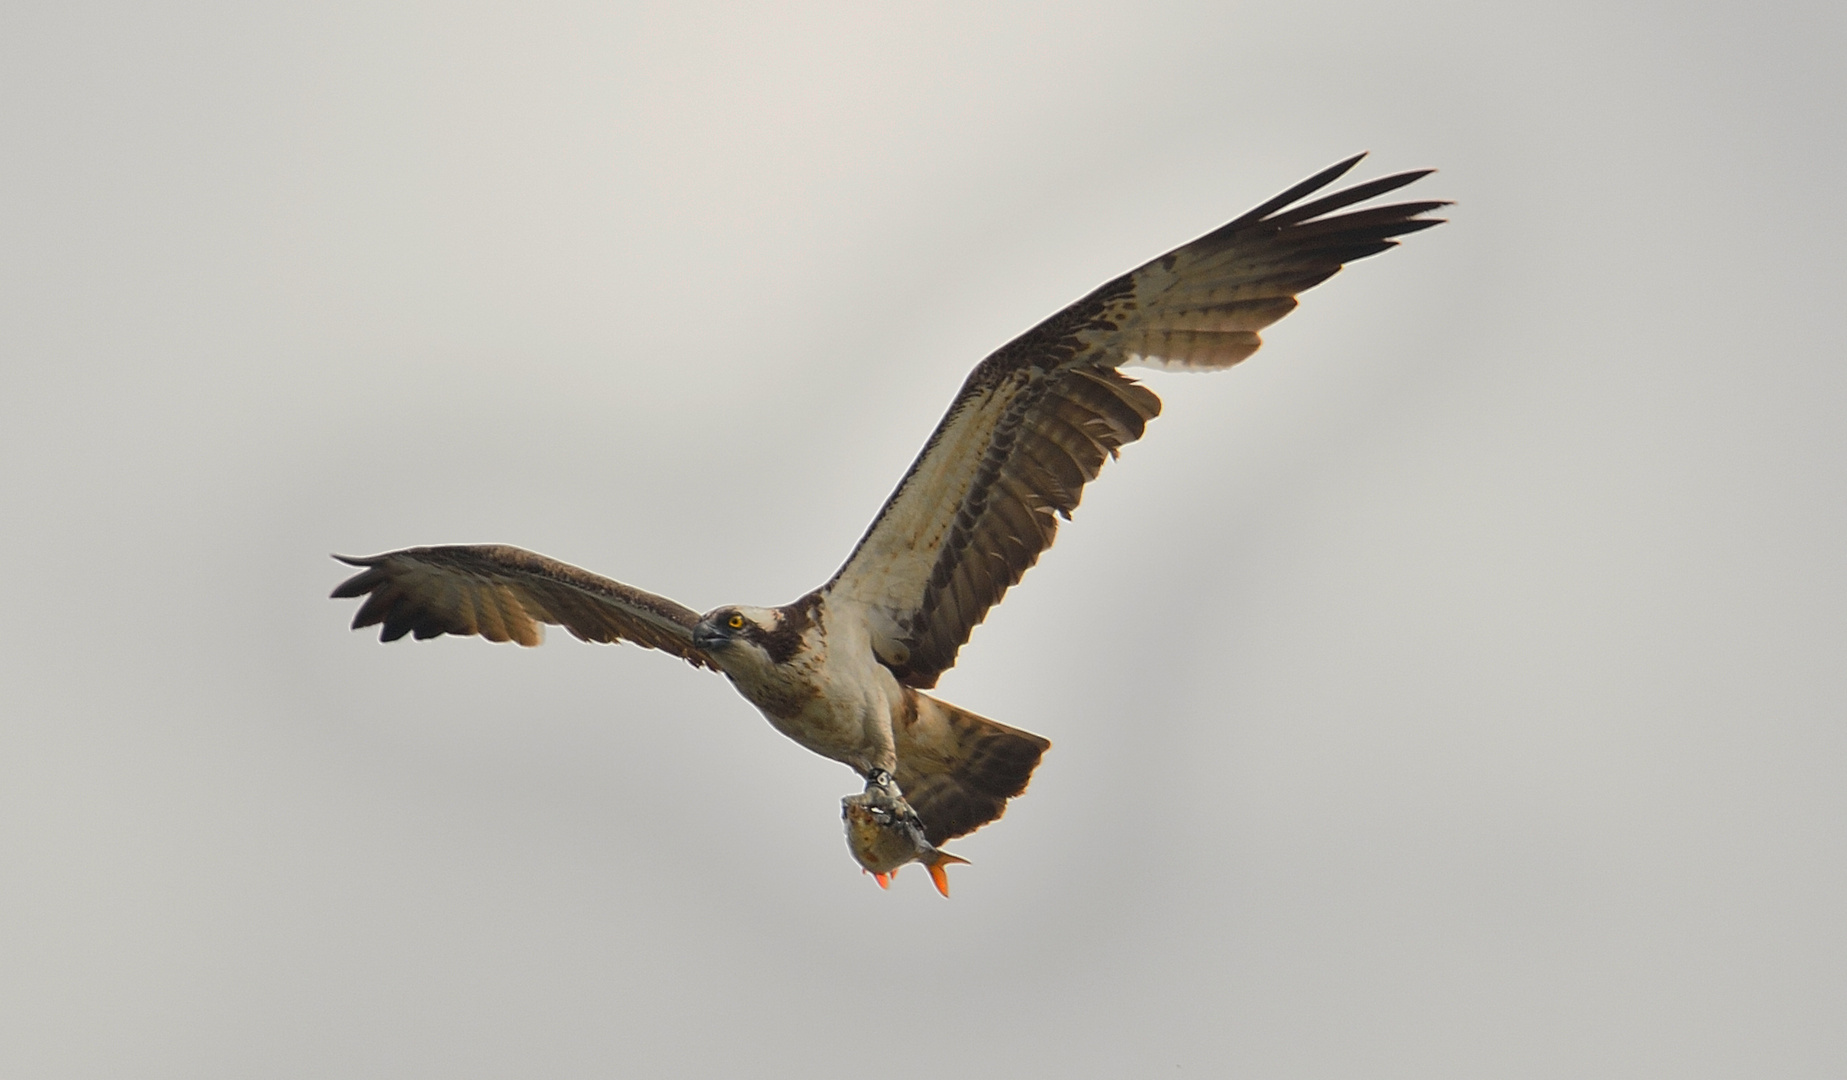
[
  {"xmin": 330, "ymin": 568, "xmax": 382, "ymax": 599},
  {"xmin": 1267, "ymin": 168, "xmax": 1439, "ymax": 227},
  {"xmin": 1392, "ymin": 215, "xmax": 1447, "ymax": 235},
  {"xmin": 330, "ymin": 554, "xmax": 384, "ymax": 598},
  {"xmin": 1218, "ymin": 152, "xmax": 1369, "ymax": 233}
]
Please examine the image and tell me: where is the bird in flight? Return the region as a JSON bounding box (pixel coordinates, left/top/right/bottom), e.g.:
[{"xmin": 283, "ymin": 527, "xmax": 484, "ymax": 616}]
[{"xmin": 333, "ymin": 153, "xmax": 1445, "ymax": 895}]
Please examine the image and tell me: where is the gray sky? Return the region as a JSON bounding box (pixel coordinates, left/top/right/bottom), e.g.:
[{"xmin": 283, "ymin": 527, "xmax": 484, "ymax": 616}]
[{"xmin": 3, "ymin": 1, "xmax": 1842, "ymax": 1076}]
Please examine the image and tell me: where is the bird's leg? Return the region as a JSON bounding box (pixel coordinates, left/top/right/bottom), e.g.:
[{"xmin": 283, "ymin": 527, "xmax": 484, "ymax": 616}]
[{"xmin": 863, "ymin": 767, "xmax": 900, "ymax": 798}]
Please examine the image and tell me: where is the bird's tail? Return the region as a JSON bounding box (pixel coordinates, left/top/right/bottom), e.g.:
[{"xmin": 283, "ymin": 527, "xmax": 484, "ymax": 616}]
[{"xmin": 893, "ymin": 691, "xmax": 1051, "ymax": 846}]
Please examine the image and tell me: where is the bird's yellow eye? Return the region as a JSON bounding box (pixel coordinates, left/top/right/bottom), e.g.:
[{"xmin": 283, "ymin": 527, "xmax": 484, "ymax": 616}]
[{"xmin": 727, "ymin": 613, "xmax": 745, "ymax": 629}]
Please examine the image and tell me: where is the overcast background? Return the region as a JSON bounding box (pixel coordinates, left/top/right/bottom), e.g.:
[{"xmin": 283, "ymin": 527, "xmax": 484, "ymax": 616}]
[{"xmin": 3, "ymin": 1, "xmax": 1843, "ymax": 1076}]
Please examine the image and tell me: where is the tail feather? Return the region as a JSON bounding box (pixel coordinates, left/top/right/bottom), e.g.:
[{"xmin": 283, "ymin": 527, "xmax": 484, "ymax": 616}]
[{"xmin": 893, "ymin": 691, "xmax": 1050, "ymax": 845}]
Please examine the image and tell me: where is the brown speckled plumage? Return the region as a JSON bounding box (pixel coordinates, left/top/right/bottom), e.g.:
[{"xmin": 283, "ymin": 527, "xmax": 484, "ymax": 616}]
[{"xmin": 331, "ymin": 545, "xmax": 715, "ymax": 669}]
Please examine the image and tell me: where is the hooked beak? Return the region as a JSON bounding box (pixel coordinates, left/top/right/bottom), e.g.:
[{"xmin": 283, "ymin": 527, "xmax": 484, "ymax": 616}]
[{"xmin": 691, "ymin": 621, "xmax": 725, "ymax": 651}]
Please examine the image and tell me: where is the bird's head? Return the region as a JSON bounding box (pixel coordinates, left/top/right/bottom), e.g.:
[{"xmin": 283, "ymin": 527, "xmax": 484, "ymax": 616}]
[{"xmin": 691, "ymin": 605, "xmax": 782, "ymax": 659}]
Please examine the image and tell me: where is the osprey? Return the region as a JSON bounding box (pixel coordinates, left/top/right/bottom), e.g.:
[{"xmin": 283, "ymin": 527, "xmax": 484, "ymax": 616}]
[{"xmin": 333, "ymin": 154, "xmax": 1445, "ymax": 895}]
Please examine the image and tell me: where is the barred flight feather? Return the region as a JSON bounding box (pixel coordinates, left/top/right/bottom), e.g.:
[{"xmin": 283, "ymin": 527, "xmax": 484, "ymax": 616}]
[
  {"xmin": 331, "ymin": 545, "xmax": 715, "ymax": 669},
  {"xmin": 828, "ymin": 155, "xmax": 1446, "ymax": 688}
]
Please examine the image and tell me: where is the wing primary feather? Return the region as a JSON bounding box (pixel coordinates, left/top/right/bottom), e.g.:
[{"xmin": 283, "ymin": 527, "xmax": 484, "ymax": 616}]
[
  {"xmin": 330, "ymin": 545, "xmax": 716, "ymax": 669},
  {"xmin": 1214, "ymin": 152, "xmax": 1369, "ymax": 233},
  {"xmin": 1283, "ymin": 201, "xmax": 1450, "ymax": 236},
  {"xmin": 1290, "ymin": 217, "xmax": 1448, "ymax": 251},
  {"xmin": 1263, "ymin": 169, "xmax": 1438, "ymax": 227}
]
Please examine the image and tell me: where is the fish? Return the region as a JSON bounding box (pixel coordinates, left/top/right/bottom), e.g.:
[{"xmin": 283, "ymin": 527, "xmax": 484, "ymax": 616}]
[{"xmin": 842, "ymin": 784, "xmax": 970, "ymax": 897}]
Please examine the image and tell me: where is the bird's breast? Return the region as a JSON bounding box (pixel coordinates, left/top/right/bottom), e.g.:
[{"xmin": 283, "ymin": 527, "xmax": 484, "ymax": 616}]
[{"xmin": 726, "ymin": 620, "xmax": 899, "ymax": 771}]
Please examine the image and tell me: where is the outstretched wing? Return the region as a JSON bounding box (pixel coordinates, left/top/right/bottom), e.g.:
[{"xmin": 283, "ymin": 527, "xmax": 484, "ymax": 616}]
[
  {"xmin": 827, "ymin": 154, "xmax": 1446, "ymax": 688},
  {"xmin": 331, "ymin": 544, "xmax": 716, "ymax": 670}
]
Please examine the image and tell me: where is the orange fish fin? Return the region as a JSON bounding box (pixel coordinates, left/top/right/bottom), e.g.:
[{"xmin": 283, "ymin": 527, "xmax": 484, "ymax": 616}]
[{"xmin": 926, "ymin": 851, "xmax": 969, "ymax": 898}]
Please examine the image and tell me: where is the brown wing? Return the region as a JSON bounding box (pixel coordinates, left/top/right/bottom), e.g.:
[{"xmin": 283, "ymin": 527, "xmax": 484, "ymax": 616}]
[
  {"xmin": 331, "ymin": 544, "xmax": 716, "ymax": 670},
  {"xmin": 826, "ymin": 154, "xmax": 1446, "ymax": 688}
]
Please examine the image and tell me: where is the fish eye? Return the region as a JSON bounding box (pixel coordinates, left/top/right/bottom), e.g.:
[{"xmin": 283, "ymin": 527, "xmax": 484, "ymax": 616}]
[{"xmin": 727, "ymin": 613, "xmax": 745, "ymax": 630}]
